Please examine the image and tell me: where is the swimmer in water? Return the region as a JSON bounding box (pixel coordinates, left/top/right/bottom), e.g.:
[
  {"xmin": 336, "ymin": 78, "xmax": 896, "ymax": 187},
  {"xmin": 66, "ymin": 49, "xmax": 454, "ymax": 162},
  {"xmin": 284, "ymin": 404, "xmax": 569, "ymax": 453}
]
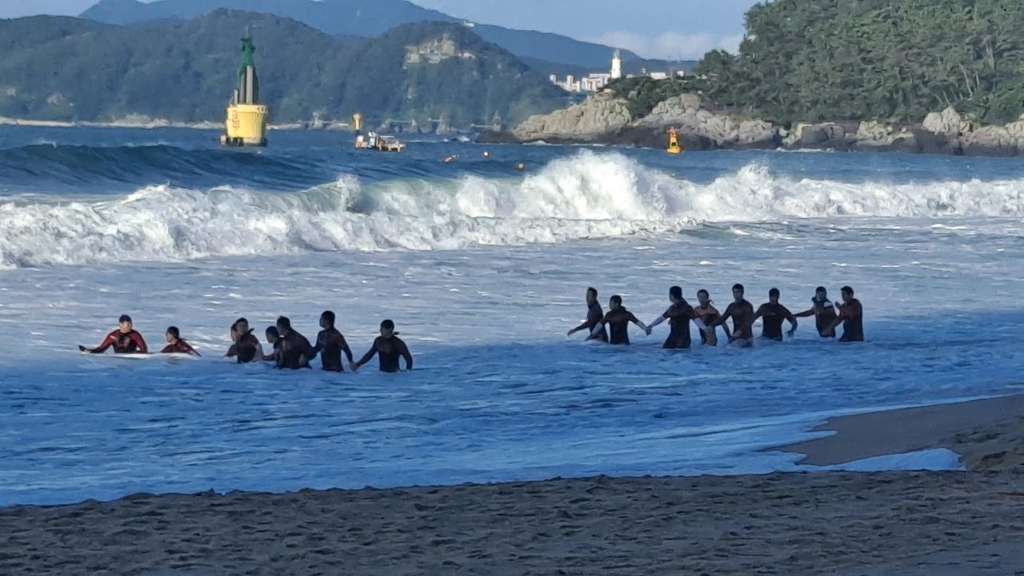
[
  {"xmin": 275, "ymin": 316, "xmax": 312, "ymax": 369},
  {"xmin": 711, "ymin": 284, "xmax": 756, "ymax": 347},
  {"xmin": 225, "ymin": 317, "xmax": 262, "ymax": 363},
  {"xmin": 824, "ymin": 286, "xmax": 865, "ymax": 342},
  {"xmin": 309, "ymin": 310, "xmax": 354, "ymax": 372},
  {"xmin": 646, "ymin": 286, "xmax": 697, "ymax": 349},
  {"xmin": 260, "ymin": 326, "xmax": 281, "ymax": 362},
  {"xmin": 793, "ymin": 286, "xmax": 839, "ymax": 338},
  {"xmin": 161, "ymin": 326, "xmax": 200, "ymax": 356},
  {"xmin": 80, "ymin": 314, "xmax": 148, "ymax": 354},
  {"xmin": 693, "ymin": 289, "xmax": 721, "ymax": 346},
  {"xmin": 567, "ymin": 287, "xmax": 608, "ymax": 342},
  {"xmin": 353, "ymin": 319, "xmax": 414, "ymax": 373},
  {"xmin": 753, "ymin": 288, "xmax": 798, "ymax": 341},
  {"xmin": 587, "ymin": 295, "xmax": 649, "ymax": 345}
]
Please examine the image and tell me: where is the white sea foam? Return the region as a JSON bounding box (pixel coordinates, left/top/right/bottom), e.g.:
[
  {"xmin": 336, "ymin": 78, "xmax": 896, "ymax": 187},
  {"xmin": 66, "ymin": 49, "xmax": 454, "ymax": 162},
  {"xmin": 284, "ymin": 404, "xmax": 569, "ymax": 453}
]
[{"xmin": 3, "ymin": 150, "xmax": 1024, "ymax": 267}]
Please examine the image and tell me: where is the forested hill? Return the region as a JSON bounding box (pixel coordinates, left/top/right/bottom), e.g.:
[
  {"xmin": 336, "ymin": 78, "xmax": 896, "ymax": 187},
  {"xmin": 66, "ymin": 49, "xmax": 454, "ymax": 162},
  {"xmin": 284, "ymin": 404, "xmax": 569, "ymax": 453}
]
[
  {"xmin": 691, "ymin": 0, "xmax": 1024, "ymax": 125},
  {"xmin": 0, "ymin": 11, "xmax": 567, "ymax": 127}
]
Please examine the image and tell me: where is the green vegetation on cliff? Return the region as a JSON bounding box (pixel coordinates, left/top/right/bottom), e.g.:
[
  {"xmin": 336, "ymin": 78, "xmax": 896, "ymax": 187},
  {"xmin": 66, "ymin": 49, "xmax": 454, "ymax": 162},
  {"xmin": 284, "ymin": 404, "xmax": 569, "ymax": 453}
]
[
  {"xmin": 619, "ymin": 0, "xmax": 1024, "ymax": 125},
  {"xmin": 0, "ymin": 12, "xmax": 567, "ymax": 127}
]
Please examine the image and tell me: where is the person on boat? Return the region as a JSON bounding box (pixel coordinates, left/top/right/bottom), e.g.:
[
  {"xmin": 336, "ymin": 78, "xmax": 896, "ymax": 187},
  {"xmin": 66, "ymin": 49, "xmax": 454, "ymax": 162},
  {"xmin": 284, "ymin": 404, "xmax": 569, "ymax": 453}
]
[
  {"xmin": 260, "ymin": 326, "xmax": 281, "ymax": 362},
  {"xmin": 753, "ymin": 288, "xmax": 798, "ymax": 341},
  {"xmin": 309, "ymin": 310, "xmax": 354, "ymax": 372},
  {"xmin": 793, "ymin": 286, "xmax": 839, "ymax": 338},
  {"xmin": 646, "ymin": 286, "xmax": 697, "ymax": 349},
  {"xmin": 225, "ymin": 318, "xmax": 262, "ymax": 363},
  {"xmin": 161, "ymin": 326, "xmax": 200, "ymax": 356},
  {"xmin": 710, "ymin": 284, "xmax": 756, "ymax": 347},
  {"xmin": 825, "ymin": 286, "xmax": 864, "ymax": 342},
  {"xmin": 693, "ymin": 289, "xmax": 721, "ymax": 346},
  {"xmin": 567, "ymin": 287, "xmax": 608, "ymax": 342},
  {"xmin": 80, "ymin": 314, "xmax": 148, "ymax": 354},
  {"xmin": 275, "ymin": 316, "xmax": 312, "ymax": 369},
  {"xmin": 587, "ymin": 295, "xmax": 649, "ymax": 345},
  {"xmin": 353, "ymin": 319, "xmax": 414, "ymax": 373}
]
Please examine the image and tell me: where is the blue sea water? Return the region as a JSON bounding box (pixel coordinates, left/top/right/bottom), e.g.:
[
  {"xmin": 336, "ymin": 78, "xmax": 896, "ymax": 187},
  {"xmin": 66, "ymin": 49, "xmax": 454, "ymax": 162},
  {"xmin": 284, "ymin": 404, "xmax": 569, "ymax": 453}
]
[{"xmin": 1, "ymin": 125, "xmax": 1022, "ymax": 506}]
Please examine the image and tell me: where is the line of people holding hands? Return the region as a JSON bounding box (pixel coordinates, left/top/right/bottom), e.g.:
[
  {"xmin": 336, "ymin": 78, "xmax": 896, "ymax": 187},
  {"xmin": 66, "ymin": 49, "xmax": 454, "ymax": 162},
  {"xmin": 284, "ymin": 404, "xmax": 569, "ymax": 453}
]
[
  {"xmin": 80, "ymin": 311, "xmax": 414, "ymax": 373},
  {"xmin": 567, "ymin": 284, "xmax": 864, "ymax": 347}
]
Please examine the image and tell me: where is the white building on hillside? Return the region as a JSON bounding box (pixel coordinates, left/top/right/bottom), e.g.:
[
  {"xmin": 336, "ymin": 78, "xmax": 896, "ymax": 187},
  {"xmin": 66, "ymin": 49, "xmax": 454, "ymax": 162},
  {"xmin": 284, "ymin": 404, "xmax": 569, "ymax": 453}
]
[{"xmin": 610, "ymin": 49, "xmax": 623, "ymax": 80}]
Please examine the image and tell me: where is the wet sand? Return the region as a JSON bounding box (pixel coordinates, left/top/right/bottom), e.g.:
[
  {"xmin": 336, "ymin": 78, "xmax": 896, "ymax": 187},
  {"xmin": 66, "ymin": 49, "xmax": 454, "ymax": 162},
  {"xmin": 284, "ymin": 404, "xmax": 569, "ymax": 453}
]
[{"xmin": 2, "ymin": 395, "xmax": 1023, "ymax": 576}]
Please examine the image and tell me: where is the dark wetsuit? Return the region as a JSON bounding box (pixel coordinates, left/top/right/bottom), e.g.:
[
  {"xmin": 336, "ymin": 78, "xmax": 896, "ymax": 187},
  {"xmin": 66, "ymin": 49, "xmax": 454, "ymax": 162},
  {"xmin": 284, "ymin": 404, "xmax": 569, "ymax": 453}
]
[
  {"xmin": 662, "ymin": 301, "xmax": 696, "ymax": 349},
  {"xmin": 837, "ymin": 298, "xmax": 865, "ymax": 342},
  {"xmin": 574, "ymin": 302, "xmax": 608, "ymax": 342},
  {"xmin": 311, "ymin": 327, "xmax": 354, "ymax": 372},
  {"xmin": 813, "ymin": 299, "xmax": 838, "ymax": 337},
  {"xmin": 228, "ymin": 330, "xmax": 261, "ymax": 363},
  {"xmin": 161, "ymin": 340, "xmax": 198, "ymax": 355},
  {"xmin": 756, "ymin": 303, "xmax": 795, "ymax": 341},
  {"xmin": 357, "ymin": 335, "xmax": 413, "ymax": 373},
  {"xmin": 277, "ymin": 331, "xmax": 313, "ymax": 369},
  {"xmin": 92, "ymin": 330, "xmax": 148, "ymax": 354},
  {"xmin": 601, "ymin": 308, "xmax": 641, "ymax": 345},
  {"xmin": 694, "ymin": 304, "xmax": 720, "ymax": 345},
  {"xmin": 721, "ymin": 300, "xmax": 756, "ymax": 342}
]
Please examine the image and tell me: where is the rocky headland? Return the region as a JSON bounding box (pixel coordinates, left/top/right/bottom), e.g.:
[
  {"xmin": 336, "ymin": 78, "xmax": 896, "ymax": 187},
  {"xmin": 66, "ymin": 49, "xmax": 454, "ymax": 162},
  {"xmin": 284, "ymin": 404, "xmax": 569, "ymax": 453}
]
[{"xmin": 479, "ymin": 91, "xmax": 1024, "ymax": 156}]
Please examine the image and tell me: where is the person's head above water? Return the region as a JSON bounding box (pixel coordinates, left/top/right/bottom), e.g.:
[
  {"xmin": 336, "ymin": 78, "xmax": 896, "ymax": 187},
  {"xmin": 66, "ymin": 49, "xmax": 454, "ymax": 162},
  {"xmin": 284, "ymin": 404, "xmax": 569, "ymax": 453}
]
[
  {"xmin": 697, "ymin": 289, "xmax": 711, "ymax": 306},
  {"xmin": 669, "ymin": 285, "xmax": 682, "ymax": 303},
  {"xmin": 380, "ymin": 319, "xmax": 397, "ymax": 338},
  {"xmin": 165, "ymin": 326, "xmax": 180, "ymax": 342},
  {"xmin": 586, "ymin": 287, "xmax": 598, "ymax": 305},
  {"xmin": 815, "ymin": 286, "xmax": 828, "ymax": 300},
  {"xmin": 732, "ymin": 284, "xmax": 745, "ymax": 301},
  {"xmin": 609, "ymin": 295, "xmax": 623, "ymax": 310},
  {"xmin": 276, "ymin": 316, "xmax": 292, "ymax": 335},
  {"xmin": 320, "ymin": 310, "xmax": 336, "ymax": 329},
  {"xmin": 265, "ymin": 326, "xmax": 279, "ymax": 343},
  {"xmin": 841, "ymin": 285, "xmax": 854, "ymax": 302},
  {"xmin": 118, "ymin": 314, "xmax": 133, "ymax": 333},
  {"xmin": 769, "ymin": 287, "xmax": 780, "ymax": 304}
]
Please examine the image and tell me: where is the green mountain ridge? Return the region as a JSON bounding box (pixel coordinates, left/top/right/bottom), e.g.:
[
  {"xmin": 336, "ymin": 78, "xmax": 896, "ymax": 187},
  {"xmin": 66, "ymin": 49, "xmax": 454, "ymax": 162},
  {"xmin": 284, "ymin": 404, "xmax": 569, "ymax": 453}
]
[
  {"xmin": 0, "ymin": 11, "xmax": 568, "ymax": 127},
  {"xmin": 78, "ymin": 0, "xmax": 690, "ymax": 74}
]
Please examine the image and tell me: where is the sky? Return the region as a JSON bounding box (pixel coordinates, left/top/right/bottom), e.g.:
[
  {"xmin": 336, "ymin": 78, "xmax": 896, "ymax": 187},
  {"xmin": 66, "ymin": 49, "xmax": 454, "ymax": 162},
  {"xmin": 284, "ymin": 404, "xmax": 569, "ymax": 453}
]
[{"xmin": 0, "ymin": 0, "xmax": 759, "ymax": 60}]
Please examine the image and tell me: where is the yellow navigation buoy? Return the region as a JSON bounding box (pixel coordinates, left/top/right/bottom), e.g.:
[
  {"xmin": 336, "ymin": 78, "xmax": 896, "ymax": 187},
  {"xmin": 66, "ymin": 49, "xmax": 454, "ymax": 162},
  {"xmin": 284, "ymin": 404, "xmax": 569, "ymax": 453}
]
[{"xmin": 666, "ymin": 127, "xmax": 682, "ymax": 155}]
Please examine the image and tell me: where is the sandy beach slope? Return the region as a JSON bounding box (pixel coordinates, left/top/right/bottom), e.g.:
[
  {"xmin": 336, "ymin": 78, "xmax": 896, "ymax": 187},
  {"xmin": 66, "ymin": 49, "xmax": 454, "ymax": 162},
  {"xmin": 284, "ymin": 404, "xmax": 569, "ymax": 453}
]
[{"xmin": 1, "ymin": 395, "xmax": 1022, "ymax": 576}]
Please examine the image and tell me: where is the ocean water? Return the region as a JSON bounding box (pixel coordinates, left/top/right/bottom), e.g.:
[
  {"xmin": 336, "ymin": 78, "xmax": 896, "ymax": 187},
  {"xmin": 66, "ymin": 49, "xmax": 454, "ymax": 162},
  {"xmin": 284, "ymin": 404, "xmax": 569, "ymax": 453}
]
[{"xmin": 1, "ymin": 126, "xmax": 1023, "ymax": 506}]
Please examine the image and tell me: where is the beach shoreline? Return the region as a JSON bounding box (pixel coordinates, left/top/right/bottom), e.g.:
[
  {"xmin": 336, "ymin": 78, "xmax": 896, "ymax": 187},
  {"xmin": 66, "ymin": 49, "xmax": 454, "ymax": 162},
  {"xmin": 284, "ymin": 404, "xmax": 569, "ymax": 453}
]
[{"xmin": 2, "ymin": 395, "xmax": 1023, "ymax": 575}]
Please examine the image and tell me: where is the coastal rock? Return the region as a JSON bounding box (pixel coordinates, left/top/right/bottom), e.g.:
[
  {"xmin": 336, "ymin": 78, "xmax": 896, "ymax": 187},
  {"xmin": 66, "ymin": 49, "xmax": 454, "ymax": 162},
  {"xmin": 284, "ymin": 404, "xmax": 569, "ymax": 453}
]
[
  {"xmin": 782, "ymin": 123, "xmax": 847, "ymax": 148},
  {"xmin": 736, "ymin": 120, "xmax": 779, "ymax": 148},
  {"xmin": 852, "ymin": 121, "xmax": 918, "ymax": 151},
  {"xmin": 511, "ymin": 93, "xmax": 632, "ymax": 141},
  {"xmin": 922, "ymin": 106, "xmax": 970, "ymax": 135},
  {"xmin": 961, "ymin": 125, "xmax": 1020, "ymax": 156}
]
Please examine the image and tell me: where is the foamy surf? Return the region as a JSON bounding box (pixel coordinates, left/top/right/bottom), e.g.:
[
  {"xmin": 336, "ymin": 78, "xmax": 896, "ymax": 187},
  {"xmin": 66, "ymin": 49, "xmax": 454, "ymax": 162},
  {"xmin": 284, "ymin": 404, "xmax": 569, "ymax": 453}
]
[{"xmin": 2, "ymin": 150, "xmax": 1024, "ymax": 267}]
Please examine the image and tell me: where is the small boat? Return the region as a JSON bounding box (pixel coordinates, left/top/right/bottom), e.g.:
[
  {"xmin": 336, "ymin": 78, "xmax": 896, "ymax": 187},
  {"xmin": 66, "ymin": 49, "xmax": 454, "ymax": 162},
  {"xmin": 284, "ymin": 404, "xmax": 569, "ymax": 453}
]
[
  {"xmin": 666, "ymin": 127, "xmax": 682, "ymax": 154},
  {"xmin": 354, "ymin": 131, "xmax": 406, "ymax": 152}
]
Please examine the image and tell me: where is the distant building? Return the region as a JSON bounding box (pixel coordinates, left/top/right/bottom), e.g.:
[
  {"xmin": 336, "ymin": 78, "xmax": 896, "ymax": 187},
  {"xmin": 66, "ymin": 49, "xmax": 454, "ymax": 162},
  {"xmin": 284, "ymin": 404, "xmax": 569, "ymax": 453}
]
[
  {"xmin": 611, "ymin": 49, "xmax": 623, "ymax": 80},
  {"xmin": 649, "ymin": 72, "xmax": 668, "ymax": 80}
]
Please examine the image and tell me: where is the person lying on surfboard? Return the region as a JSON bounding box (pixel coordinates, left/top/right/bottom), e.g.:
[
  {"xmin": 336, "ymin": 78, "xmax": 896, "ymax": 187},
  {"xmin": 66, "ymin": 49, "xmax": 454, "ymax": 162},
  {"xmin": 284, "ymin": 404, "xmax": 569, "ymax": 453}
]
[
  {"xmin": 79, "ymin": 314, "xmax": 148, "ymax": 354},
  {"xmin": 161, "ymin": 326, "xmax": 200, "ymax": 356}
]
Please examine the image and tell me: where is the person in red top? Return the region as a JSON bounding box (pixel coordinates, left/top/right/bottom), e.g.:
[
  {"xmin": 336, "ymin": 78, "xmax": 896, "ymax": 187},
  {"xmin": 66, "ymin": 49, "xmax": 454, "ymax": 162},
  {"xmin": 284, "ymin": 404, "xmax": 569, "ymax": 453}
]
[
  {"xmin": 80, "ymin": 314, "xmax": 148, "ymax": 354},
  {"xmin": 161, "ymin": 326, "xmax": 200, "ymax": 356}
]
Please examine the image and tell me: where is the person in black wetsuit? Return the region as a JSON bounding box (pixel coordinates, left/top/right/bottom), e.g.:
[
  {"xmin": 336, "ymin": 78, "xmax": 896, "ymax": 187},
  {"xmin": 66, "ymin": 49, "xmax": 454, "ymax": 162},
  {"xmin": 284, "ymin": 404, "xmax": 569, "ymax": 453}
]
[
  {"xmin": 225, "ymin": 317, "xmax": 262, "ymax": 363},
  {"xmin": 710, "ymin": 284, "xmax": 756, "ymax": 347},
  {"xmin": 309, "ymin": 310, "xmax": 354, "ymax": 372},
  {"xmin": 793, "ymin": 286, "xmax": 839, "ymax": 338},
  {"xmin": 567, "ymin": 287, "xmax": 608, "ymax": 342},
  {"xmin": 260, "ymin": 326, "xmax": 281, "ymax": 362},
  {"xmin": 753, "ymin": 288, "xmax": 798, "ymax": 341},
  {"xmin": 693, "ymin": 289, "xmax": 721, "ymax": 346},
  {"xmin": 646, "ymin": 285, "xmax": 697, "ymax": 349},
  {"xmin": 275, "ymin": 316, "xmax": 312, "ymax": 369},
  {"xmin": 80, "ymin": 314, "xmax": 148, "ymax": 354},
  {"xmin": 353, "ymin": 320, "xmax": 413, "ymax": 373},
  {"xmin": 825, "ymin": 285, "xmax": 865, "ymax": 342},
  {"xmin": 587, "ymin": 295, "xmax": 648, "ymax": 345}
]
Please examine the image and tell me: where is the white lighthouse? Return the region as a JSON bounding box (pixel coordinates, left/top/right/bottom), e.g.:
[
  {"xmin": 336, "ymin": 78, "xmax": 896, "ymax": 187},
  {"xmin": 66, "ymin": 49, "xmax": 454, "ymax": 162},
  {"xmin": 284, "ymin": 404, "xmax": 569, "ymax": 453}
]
[{"xmin": 610, "ymin": 48, "xmax": 623, "ymax": 80}]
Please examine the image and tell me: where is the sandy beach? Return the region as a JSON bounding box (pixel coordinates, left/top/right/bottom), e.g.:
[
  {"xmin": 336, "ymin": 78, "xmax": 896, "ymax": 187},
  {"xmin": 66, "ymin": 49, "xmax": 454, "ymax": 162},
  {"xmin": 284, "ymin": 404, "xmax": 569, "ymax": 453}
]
[{"xmin": 2, "ymin": 395, "xmax": 1022, "ymax": 576}]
